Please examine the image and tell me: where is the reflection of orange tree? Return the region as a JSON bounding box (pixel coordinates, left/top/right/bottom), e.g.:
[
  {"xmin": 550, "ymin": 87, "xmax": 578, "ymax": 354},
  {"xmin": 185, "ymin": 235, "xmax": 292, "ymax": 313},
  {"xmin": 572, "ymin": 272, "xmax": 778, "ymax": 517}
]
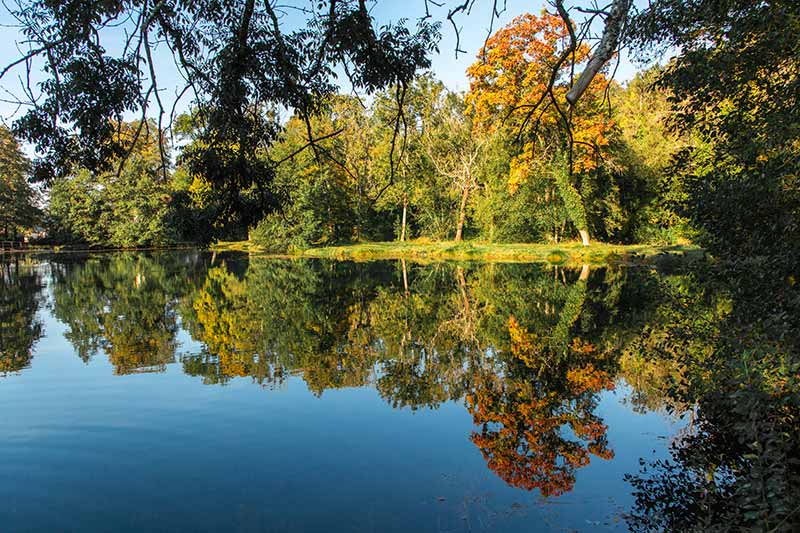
[{"xmin": 465, "ymin": 317, "xmax": 614, "ymax": 497}]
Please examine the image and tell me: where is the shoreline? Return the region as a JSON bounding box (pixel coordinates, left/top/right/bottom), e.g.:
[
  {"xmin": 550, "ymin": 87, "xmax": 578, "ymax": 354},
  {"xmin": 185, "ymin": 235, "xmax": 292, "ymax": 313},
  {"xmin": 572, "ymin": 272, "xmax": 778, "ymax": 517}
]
[
  {"xmin": 3, "ymin": 240, "xmax": 703, "ymax": 265},
  {"xmin": 212, "ymin": 240, "xmax": 702, "ymax": 265},
  {"xmin": 0, "ymin": 243, "xmax": 199, "ymax": 256}
]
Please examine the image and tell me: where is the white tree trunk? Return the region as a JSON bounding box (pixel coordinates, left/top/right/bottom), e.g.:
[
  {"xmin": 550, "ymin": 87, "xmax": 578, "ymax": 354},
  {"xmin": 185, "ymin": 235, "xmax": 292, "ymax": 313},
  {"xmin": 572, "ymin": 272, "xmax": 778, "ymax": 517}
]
[
  {"xmin": 400, "ymin": 194, "xmax": 408, "ymax": 242},
  {"xmin": 579, "ymin": 229, "xmax": 590, "ymax": 247},
  {"xmin": 579, "ymin": 264, "xmax": 590, "ymax": 281}
]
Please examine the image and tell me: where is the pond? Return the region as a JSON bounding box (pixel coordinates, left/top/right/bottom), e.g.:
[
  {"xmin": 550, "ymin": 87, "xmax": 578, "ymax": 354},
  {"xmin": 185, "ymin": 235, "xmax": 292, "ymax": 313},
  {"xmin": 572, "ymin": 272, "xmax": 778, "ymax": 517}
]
[{"xmin": 1, "ymin": 251, "xmax": 699, "ymax": 531}]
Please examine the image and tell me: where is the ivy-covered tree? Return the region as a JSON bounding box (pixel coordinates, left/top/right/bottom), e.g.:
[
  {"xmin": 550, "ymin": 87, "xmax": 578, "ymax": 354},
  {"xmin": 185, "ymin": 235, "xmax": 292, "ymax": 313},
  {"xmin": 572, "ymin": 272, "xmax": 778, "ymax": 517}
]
[{"xmin": 466, "ymin": 13, "xmax": 616, "ymax": 245}]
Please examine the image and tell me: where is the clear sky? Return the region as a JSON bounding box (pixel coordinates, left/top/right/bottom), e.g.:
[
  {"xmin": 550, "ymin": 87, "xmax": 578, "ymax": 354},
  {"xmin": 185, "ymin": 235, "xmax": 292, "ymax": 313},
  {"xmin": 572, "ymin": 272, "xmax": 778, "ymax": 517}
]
[{"xmin": 0, "ymin": 1, "xmax": 643, "ymax": 127}]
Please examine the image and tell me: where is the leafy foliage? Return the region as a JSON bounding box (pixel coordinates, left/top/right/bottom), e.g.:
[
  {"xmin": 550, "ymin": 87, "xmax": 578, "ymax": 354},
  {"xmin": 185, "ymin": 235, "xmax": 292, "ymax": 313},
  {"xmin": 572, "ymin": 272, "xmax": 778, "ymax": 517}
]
[
  {"xmin": 0, "ymin": 126, "xmax": 40, "ymax": 238},
  {"xmin": 0, "ymin": 259, "xmax": 44, "ymax": 374},
  {"xmin": 47, "ymin": 121, "xmax": 187, "ymax": 247},
  {"xmin": 5, "ymin": 0, "xmax": 440, "ymax": 231},
  {"xmin": 629, "ymin": 0, "xmax": 800, "ymax": 258},
  {"xmin": 466, "ymin": 13, "xmax": 619, "ymax": 243}
]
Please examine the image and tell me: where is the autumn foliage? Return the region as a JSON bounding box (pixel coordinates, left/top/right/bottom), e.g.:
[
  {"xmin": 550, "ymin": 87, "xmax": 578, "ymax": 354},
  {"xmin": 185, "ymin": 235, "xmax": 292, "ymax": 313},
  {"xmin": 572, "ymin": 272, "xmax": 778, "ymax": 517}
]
[
  {"xmin": 465, "ymin": 315, "xmax": 615, "ymax": 497},
  {"xmin": 466, "ymin": 13, "xmax": 615, "ymax": 189}
]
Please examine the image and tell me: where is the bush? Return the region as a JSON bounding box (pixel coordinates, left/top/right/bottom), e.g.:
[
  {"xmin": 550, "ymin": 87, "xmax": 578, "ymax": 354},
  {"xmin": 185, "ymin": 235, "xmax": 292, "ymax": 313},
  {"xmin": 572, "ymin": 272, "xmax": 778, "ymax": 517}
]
[{"xmin": 249, "ymin": 213, "xmax": 312, "ymax": 253}]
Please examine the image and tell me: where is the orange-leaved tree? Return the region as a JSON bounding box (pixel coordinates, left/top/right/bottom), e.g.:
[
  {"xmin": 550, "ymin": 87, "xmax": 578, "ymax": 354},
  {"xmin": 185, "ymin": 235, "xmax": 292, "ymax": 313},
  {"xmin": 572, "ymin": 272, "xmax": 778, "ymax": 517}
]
[{"xmin": 466, "ymin": 12, "xmax": 615, "ymax": 245}]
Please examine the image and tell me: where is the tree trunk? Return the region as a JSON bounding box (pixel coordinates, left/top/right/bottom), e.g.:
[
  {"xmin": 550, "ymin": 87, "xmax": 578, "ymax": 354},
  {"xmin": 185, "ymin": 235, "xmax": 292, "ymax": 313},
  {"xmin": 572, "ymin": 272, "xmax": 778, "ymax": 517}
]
[
  {"xmin": 579, "ymin": 264, "xmax": 590, "ymax": 281},
  {"xmin": 400, "ymin": 194, "xmax": 407, "ymax": 242},
  {"xmin": 456, "ymin": 266, "xmax": 474, "ymax": 338},
  {"xmin": 455, "ymin": 185, "xmax": 469, "ymax": 242},
  {"xmin": 579, "ymin": 229, "xmax": 590, "ymax": 246}
]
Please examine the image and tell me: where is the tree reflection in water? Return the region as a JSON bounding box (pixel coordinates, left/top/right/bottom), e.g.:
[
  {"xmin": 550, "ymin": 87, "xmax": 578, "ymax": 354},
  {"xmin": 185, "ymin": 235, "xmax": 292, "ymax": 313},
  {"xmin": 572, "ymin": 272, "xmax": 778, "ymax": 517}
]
[
  {"xmin": 9, "ymin": 252, "xmax": 797, "ymax": 530},
  {"xmin": 50, "ymin": 252, "xmax": 205, "ymax": 374},
  {"xmin": 179, "ymin": 258, "xmax": 653, "ymax": 498},
  {"xmin": 0, "ymin": 258, "xmax": 44, "ymax": 374}
]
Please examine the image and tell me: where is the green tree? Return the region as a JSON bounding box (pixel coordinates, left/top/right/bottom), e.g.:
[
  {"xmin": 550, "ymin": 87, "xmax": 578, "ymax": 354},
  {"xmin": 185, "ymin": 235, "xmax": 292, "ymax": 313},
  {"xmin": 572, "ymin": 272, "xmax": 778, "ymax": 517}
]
[
  {"xmin": 48, "ymin": 121, "xmax": 181, "ymax": 247},
  {"xmin": 252, "ymin": 94, "xmax": 412, "ymax": 251},
  {"xmin": 4, "ymin": 1, "xmax": 439, "ymax": 231},
  {"xmin": 609, "ymin": 68, "xmax": 693, "ymax": 244},
  {"xmin": 0, "ymin": 126, "xmax": 39, "ymax": 239},
  {"xmin": 421, "ymin": 89, "xmax": 485, "ymax": 241},
  {"xmin": 629, "ymin": 0, "xmax": 800, "ymax": 258}
]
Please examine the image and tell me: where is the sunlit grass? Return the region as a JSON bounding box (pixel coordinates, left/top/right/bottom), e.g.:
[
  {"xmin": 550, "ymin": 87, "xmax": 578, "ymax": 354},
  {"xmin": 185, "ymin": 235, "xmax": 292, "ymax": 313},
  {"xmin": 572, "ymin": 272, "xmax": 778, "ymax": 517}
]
[{"xmin": 214, "ymin": 239, "xmax": 703, "ymax": 265}]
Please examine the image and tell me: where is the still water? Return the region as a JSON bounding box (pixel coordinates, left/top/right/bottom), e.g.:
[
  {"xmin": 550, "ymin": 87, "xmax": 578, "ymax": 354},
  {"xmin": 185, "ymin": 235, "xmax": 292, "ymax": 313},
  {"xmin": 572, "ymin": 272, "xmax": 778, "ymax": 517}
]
[{"xmin": 1, "ymin": 251, "xmax": 686, "ymax": 532}]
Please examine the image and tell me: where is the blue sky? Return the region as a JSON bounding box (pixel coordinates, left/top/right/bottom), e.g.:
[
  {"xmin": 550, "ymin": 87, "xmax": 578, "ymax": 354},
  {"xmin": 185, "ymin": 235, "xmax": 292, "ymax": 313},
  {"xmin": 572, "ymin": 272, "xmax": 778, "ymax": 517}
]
[{"xmin": 0, "ymin": 1, "xmax": 643, "ymax": 128}]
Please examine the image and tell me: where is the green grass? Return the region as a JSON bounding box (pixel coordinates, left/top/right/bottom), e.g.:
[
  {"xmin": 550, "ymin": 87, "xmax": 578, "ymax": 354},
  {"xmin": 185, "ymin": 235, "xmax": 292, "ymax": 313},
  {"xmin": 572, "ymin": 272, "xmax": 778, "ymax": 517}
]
[
  {"xmin": 208, "ymin": 240, "xmax": 253, "ymax": 253},
  {"xmin": 213, "ymin": 239, "xmax": 703, "ymax": 265}
]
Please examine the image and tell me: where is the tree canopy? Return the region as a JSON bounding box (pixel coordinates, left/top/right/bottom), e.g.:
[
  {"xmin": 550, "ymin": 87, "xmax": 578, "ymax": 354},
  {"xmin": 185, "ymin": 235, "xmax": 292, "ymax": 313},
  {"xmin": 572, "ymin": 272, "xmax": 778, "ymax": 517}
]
[{"xmin": 3, "ymin": 0, "xmax": 440, "ymax": 230}]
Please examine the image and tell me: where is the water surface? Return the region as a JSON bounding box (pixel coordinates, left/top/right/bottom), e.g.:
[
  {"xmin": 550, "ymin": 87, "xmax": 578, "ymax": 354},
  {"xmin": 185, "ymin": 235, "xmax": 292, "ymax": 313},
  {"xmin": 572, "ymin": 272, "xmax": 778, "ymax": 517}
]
[{"xmin": 1, "ymin": 252, "xmax": 686, "ymax": 532}]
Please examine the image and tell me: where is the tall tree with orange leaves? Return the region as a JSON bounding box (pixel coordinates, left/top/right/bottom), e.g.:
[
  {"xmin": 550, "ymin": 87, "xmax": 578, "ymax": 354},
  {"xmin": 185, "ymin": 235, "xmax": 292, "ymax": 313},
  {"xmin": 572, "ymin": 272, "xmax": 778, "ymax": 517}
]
[{"xmin": 466, "ymin": 12, "xmax": 616, "ymax": 246}]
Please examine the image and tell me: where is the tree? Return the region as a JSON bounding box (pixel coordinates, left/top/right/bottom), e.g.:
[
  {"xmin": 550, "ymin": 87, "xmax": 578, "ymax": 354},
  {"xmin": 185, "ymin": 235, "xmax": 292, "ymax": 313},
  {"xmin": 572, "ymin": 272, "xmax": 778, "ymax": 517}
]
[
  {"xmin": 48, "ymin": 121, "xmax": 181, "ymax": 247},
  {"xmin": 174, "ymin": 108, "xmax": 277, "ymax": 240},
  {"xmin": 628, "ymin": 0, "xmax": 800, "ymax": 258},
  {"xmin": 251, "ymin": 94, "xmax": 400, "ymax": 250},
  {"xmin": 422, "ymin": 90, "xmax": 484, "ymax": 241},
  {"xmin": 2, "ymin": 1, "xmax": 439, "ymax": 233},
  {"xmin": 466, "ymin": 13, "xmax": 615, "ymax": 245},
  {"xmin": 0, "ymin": 126, "xmax": 39, "ymax": 239},
  {"xmin": 382, "ymin": 74, "xmax": 478, "ymax": 241},
  {"xmin": 603, "ymin": 67, "xmax": 693, "ymax": 244}
]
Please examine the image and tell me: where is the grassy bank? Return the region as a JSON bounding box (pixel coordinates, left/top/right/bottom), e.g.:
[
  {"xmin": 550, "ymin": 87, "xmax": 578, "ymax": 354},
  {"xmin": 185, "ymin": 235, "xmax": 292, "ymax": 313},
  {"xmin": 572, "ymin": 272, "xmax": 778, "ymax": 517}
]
[
  {"xmin": 213, "ymin": 239, "xmax": 702, "ymax": 264},
  {"xmin": 0, "ymin": 243, "xmax": 198, "ymax": 255}
]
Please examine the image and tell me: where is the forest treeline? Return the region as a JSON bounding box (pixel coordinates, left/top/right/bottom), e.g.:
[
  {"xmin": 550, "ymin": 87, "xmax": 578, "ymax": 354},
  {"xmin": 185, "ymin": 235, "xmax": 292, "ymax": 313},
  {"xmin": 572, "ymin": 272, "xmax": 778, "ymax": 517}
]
[
  {"xmin": 4, "ymin": 4, "xmax": 796, "ymax": 261},
  {"xmin": 4, "ymin": 50, "xmax": 687, "ymax": 250},
  {"xmin": 7, "ymin": 3, "xmax": 795, "ymax": 256}
]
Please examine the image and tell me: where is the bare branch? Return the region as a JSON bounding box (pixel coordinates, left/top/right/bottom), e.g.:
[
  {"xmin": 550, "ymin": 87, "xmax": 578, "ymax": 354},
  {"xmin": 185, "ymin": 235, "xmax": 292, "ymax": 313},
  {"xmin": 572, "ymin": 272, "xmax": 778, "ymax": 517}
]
[{"xmin": 566, "ymin": 0, "xmax": 631, "ymax": 106}]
